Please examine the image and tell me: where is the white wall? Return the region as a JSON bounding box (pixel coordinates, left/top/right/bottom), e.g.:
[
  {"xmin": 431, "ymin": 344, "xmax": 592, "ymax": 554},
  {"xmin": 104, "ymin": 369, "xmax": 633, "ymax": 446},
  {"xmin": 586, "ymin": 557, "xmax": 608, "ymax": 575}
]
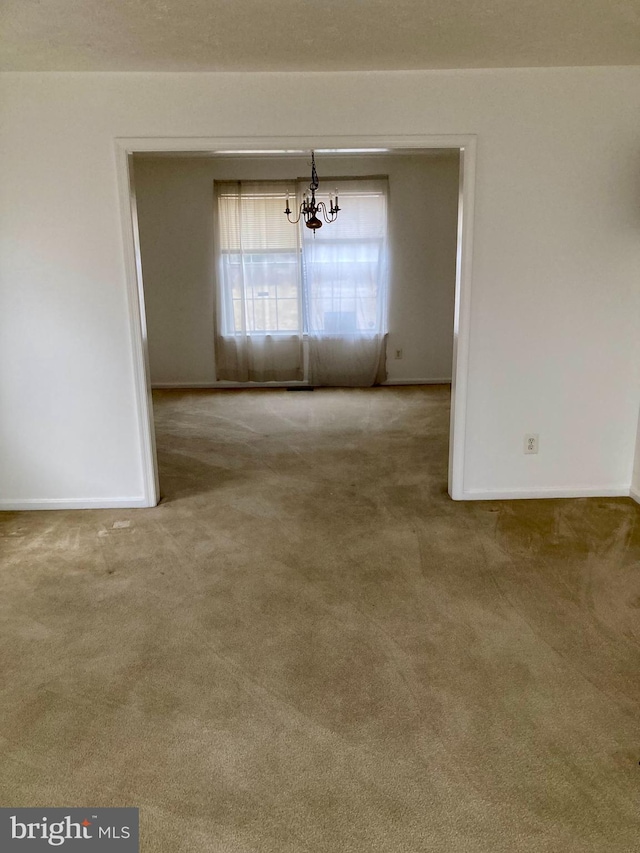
[
  {"xmin": 1, "ymin": 69, "xmax": 639, "ymax": 507},
  {"xmin": 133, "ymin": 152, "xmax": 460, "ymax": 386}
]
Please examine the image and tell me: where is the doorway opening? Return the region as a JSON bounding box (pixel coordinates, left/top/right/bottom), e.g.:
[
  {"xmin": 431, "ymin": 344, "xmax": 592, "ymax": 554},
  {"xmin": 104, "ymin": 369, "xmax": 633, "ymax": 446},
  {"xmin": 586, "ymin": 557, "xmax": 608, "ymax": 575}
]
[{"xmin": 115, "ymin": 137, "xmax": 477, "ymax": 505}]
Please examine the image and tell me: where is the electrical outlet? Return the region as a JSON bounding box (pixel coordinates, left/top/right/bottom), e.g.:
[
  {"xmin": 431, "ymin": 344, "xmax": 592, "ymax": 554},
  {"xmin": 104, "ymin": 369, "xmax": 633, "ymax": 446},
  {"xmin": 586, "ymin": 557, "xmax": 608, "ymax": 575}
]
[
  {"xmin": 394, "ymin": 348, "xmax": 403, "ymax": 360},
  {"xmin": 524, "ymin": 433, "xmax": 539, "ymax": 454}
]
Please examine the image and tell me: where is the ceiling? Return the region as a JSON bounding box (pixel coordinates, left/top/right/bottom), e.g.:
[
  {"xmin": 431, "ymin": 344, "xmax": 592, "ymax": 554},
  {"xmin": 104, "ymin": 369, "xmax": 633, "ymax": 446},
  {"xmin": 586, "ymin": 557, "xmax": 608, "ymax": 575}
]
[{"xmin": 2, "ymin": 0, "xmax": 639, "ymax": 73}]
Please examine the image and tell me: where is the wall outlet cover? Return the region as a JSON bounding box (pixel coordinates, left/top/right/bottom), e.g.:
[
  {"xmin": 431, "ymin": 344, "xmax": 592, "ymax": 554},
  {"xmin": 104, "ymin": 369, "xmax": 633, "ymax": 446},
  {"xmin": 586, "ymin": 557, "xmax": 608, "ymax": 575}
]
[{"xmin": 524, "ymin": 433, "xmax": 539, "ymax": 454}]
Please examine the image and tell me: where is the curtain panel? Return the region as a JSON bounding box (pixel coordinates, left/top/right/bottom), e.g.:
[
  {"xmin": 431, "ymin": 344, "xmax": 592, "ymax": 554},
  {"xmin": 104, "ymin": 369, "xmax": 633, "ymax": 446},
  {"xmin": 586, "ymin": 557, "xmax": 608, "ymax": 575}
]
[
  {"xmin": 214, "ymin": 180, "xmax": 303, "ymax": 382},
  {"xmin": 300, "ymin": 177, "xmax": 389, "ymax": 386}
]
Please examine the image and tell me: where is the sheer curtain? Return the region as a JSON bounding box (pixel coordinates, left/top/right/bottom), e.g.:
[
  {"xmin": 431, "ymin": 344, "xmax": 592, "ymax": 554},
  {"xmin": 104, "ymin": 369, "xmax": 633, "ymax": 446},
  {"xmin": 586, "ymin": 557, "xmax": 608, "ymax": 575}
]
[
  {"xmin": 300, "ymin": 178, "xmax": 389, "ymax": 387},
  {"xmin": 214, "ymin": 181, "xmax": 303, "ymax": 382}
]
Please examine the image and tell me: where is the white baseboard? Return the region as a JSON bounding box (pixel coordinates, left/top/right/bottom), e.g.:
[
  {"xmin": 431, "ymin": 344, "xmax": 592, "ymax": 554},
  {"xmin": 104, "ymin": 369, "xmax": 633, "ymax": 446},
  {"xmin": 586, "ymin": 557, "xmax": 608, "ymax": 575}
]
[
  {"xmin": 456, "ymin": 485, "xmax": 631, "ymax": 501},
  {"xmin": 0, "ymin": 497, "xmax": 154, "ymax": 512},
  {"xmin": 151, "ymin": 381, "xmax": 305, "ymax": 389},
  {"xmin": 4, "ymin": 488, "xmax": 635, "ymax": 511},
  {"xmin": 382, "ymin": 378, "xmax": 451, "ymax": 385},
  {"xmin": 152, "ymin": 379, "xmax": 452, "ymax": 389}
]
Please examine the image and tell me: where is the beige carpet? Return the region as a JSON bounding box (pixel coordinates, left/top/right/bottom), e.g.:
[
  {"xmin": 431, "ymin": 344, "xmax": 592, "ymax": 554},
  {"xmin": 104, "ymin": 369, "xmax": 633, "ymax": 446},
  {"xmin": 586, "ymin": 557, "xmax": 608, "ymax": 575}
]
[{"xmin": 1, "ymin": 386, "xmax": 639, "ymax": 852}]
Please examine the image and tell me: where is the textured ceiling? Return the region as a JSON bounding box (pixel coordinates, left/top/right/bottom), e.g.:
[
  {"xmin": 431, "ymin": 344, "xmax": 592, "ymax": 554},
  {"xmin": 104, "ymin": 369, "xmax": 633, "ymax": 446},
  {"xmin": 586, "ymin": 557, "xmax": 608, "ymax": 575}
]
[{"xmin": 2, "ymin": 0, "xmax": 639, "ymax": 72}]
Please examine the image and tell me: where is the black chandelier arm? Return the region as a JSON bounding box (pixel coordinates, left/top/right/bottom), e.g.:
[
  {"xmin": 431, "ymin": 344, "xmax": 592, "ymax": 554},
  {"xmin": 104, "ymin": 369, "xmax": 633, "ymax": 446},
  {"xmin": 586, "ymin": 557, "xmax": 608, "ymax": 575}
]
[
  {"xmin": 284, "ymin": 206, "xmax": 303, "ymax": 224},
  {"xmin": 284, "ymin": 195, "xmax": 305, "ymax": 222},
  {"xmin": 316, "ymin": 201, "xmax": 340, "ymax": 223}
]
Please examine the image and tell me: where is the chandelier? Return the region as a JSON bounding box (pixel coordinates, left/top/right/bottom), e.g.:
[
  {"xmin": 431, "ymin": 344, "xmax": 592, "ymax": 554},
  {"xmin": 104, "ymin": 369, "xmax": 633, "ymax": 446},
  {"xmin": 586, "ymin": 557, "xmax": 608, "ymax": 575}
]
[{"xmin": 284, "ymin": 151, "xmax": 340, "ymax": 232}]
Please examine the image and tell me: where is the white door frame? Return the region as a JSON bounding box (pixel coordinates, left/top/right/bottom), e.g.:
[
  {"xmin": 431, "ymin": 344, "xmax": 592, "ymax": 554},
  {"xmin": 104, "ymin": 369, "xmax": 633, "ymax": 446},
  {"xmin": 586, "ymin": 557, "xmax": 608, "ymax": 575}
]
[{"xmin": 114, "ymin": 134, "xmax": 477, "ymax": 506}]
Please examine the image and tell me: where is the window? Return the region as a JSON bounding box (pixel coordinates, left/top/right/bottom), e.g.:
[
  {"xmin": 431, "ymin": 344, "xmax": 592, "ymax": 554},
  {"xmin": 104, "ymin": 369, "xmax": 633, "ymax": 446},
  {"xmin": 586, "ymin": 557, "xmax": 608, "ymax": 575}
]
[{"xmin": 215, "ymin": 178, "xmax": 388, "ymax": 338}]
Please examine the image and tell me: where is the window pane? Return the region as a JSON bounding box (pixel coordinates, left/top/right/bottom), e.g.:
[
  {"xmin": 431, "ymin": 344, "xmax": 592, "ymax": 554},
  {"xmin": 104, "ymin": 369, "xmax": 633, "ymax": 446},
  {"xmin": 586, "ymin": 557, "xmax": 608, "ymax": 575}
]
[
  {"xmin": 233, "ymin": 300, "xmax": 243, "ymax": 330},
  {"xmin": 221, "ymin": 253, "xmax": 301, "ymax": 334},
  {"xmin": 358, "ymin": 298, "xmax": 378, "ymax": 330},
  {"xmin": 277, "ymin": 299, "xmax": 299, "ymax": 331}
]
